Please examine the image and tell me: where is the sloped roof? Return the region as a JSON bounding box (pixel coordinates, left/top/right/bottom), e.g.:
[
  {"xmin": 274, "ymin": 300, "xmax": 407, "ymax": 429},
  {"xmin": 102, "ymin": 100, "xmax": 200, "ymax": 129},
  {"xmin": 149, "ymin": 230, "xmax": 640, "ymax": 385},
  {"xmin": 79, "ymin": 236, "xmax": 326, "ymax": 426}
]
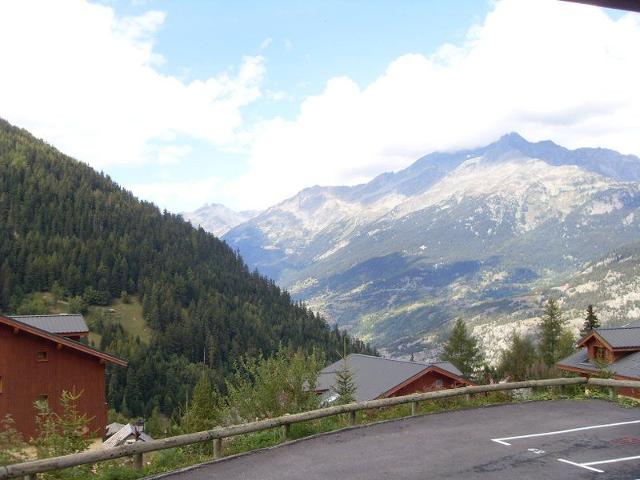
[
  {"xmin": 0, "ymin": 315, "xmax": 126, "ymax": 366},
  {"xmin": 10, "ymin": 314, "xmax": 88, "ymax": 335},
  {"xmin": 105, "ymin": 422, "xmax": 125, "ymax": 438},
  {"xmin": 584, "ymin": 327, "xmax": 640, "ymax": 349},
  {"xmin": 102, "ymin": 424, "xmax": 152, "ymax": 448},
  {"xmin": 316, "ymin": 354, "xmax": 468, "ymax": 402},
  {"xmin": 557, "ymin": 347, "xmax": 640, "ymax": 380}
]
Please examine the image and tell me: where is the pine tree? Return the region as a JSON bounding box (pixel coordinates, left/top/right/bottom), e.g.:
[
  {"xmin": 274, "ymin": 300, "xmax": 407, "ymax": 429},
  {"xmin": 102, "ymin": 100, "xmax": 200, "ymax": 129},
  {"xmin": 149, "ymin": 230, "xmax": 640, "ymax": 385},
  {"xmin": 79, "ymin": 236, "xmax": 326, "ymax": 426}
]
[
  {"xmin": 182, "ymin": 374, "xmax": 220, "ymax": 433},
  {"xmin": 331, "ymin": 356, "xmax": 357, "ymax": 405},
  {"xmin": 538, "ymin": 298, "xmax": 567, "ymax": 367},
  {"xmin": 580, "ymin": 304, "xmax": 600, "ymax": 337},
  {"xmin": 442, "ymin": 318, "xmax": 484, "ymax": 378},
  {"xmin": 497, "ymin": 331, "xmax": 537, "ymax": 381}
]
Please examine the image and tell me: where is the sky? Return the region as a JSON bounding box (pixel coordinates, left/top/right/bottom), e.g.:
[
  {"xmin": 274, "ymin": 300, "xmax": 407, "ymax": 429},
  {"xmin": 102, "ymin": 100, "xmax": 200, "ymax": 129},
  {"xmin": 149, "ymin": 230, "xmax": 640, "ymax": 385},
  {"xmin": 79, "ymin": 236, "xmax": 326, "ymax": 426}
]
[{"xmin": 0, "ymin": 0, "xmax": 639, "ymax": 213}]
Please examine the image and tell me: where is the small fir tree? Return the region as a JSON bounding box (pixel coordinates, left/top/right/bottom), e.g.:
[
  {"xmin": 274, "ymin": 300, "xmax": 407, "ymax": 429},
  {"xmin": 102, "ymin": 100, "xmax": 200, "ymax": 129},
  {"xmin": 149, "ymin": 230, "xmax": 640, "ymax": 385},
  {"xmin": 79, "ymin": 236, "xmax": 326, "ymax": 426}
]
[
  {"xmin": 181, "ymin": 374, "xmax": 221, "ymax": 433},
  {"xmin": 0, "ymin": 415, "xmax": 28, "ymax": 466},
  {"xmin": 33, "ymin": 389, "xmax": 92, "ymax": 468},
  {"xmin": 331, "ymin": 356, "xmax": 357, "ymax": 405},
  {"xmin": 538, "ymin": 298, "xmax": 567, "ymax": 367},
  {"xmin": 442, "ymin": 318, "xmax": 484, "ymax": 378},
  {"xmin": 580, "ymin": 305, "xmax": 600, "ymax": 337}
]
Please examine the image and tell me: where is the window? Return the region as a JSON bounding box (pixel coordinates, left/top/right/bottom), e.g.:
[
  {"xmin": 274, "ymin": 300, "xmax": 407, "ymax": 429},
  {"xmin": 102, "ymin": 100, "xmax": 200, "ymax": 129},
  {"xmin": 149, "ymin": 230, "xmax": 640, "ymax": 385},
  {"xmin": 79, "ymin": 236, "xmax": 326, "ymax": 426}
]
[
  {"xmin": 36, "ymin": 394, "xmax": 48, "ymax": 405},
  {"xmin": 434, "ymin": 379, "xmax": 444, "ymax": 388},
  {"xmin": 36, "ymin": 351, "xmax": 48, "ymax": 362},
  {"xmin": 0, "ymin": 376, "xmax": 3, "ymax": 394},
  {"xmin": 595, "ymin": 347, "xmax": 606, "ymax": 361}
]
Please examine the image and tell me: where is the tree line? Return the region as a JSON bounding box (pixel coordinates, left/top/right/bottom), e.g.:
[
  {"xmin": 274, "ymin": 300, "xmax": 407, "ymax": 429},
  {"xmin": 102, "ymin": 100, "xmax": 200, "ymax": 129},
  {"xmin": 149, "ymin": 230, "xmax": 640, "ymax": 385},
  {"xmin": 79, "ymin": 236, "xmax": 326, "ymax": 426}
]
[{"xmin": 440, "ymin": 300, "xmax": 600, "ymax": 382}]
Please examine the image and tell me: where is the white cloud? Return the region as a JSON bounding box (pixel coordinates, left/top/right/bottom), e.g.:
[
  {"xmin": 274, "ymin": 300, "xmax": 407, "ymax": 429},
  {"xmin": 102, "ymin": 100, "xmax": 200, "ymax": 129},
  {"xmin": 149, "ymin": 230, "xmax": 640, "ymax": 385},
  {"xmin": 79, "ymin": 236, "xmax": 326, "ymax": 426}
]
[
  {"xmin": 229, "ymin": 0, "xmax": 640, "ymax": 210},
  {"xmin": 259, "ymin": 37, "xmax": 273, "ymax": 51},
  {"xmin": 129, "ymin": 176, "xmax": 222, "ymax": 212},
  {"xmin": 0, "ymin": 0, "xmax": 264, "ymax": 169}
]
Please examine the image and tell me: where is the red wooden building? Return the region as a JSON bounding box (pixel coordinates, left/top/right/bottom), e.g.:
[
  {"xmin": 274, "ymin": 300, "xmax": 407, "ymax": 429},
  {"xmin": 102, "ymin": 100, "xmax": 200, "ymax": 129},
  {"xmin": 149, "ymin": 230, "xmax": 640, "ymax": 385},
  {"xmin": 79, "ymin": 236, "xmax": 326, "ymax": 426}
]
[
  {"xmin": 557, "ymin": 321, "xmax": 640, "ymax": 398},
  {"xmin": 0, "ymin": 314, "xmax": 127, "ymax": 439},
  {"xmin": 315, "ymin": 354, "xmax": 473, "ymax": 404}
]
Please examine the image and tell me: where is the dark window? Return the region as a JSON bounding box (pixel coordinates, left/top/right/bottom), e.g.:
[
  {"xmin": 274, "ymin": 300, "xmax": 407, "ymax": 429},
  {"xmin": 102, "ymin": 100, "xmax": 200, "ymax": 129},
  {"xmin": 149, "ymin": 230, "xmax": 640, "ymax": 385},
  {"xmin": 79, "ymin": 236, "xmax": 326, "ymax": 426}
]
[
  {"xmin": 36, "ymin": 351, "xmax": 48, "ymax": 362},
  {"xmin": 595, "ymin": 347, "xmax": 606, "ymax": 361},
  {"xmin": 0, "ymin": 376, "xmax": 3, "ymax": 393},
  {"xmin": 36, "ymin": 394, "xmax": 48, "ymax": 405}
]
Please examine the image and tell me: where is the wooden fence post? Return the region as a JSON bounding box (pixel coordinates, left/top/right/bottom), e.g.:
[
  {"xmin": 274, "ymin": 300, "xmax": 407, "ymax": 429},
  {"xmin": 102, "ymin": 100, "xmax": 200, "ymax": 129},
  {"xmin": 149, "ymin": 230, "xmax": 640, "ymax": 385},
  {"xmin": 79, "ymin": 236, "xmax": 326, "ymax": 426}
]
[
  {"xmin": 213, "ymin": 437, "xmax": 223, "ymax": 459},
  {"xmin": 349, "ymin": 411, "xmax": 357, "ymax": 426},
  {"xmin": 609, "ymin": 387, "xmax": 618, "ymax": 401},
  {"xmin": 132, "ymin": 453, "xmax": 143, "ymax": 471},
  {"xmin": 281, "ymin": 423, "xmax": 291, "ymax": 441},
  {"xmin": 464, "ymin": 394, "xmax": 471, "ymax": 402},
  {"xmin": 411, "ymin": 401, "xmax": 418, "ymax": 416}
]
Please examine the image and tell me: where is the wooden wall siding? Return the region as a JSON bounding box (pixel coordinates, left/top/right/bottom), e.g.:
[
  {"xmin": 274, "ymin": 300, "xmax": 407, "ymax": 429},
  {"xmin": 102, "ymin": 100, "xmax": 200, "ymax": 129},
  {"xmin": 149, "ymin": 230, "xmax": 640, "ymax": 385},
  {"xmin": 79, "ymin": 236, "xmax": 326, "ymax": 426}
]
[
  {"xmin": 0, "ymin": 323, "xmax": 107, "ymax": 439},
  {"xmin": 585, "ymin": 338, "xmax": 615, "ymax": 363},
  {"xmin": 388, "ymin": 370, "xmax": 461, "ymax": 397}
]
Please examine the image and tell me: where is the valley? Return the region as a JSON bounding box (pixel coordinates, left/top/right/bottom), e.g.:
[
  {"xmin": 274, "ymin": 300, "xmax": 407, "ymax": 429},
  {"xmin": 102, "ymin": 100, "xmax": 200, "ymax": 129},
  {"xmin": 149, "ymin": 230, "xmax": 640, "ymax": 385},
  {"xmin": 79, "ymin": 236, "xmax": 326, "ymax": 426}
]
[{"xmin": 185, "ymin": 134, "xmax": 640, "ymax": 360}]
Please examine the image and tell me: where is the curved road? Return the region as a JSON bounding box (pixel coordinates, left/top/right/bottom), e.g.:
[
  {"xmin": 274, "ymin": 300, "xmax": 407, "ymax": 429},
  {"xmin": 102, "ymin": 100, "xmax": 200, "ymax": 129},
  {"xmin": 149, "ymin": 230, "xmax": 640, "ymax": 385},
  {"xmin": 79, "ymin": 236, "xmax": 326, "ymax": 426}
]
[{"xmin": 154, "ymin": 400, "xmax": 640, "ymax": 479}]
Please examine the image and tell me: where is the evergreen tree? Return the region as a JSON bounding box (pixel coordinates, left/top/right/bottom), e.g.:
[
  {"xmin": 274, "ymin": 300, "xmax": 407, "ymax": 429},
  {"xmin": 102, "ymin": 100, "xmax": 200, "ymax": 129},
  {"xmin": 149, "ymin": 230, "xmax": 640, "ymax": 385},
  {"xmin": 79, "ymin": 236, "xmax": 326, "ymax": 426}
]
[
  {"xmin": 442, "ymin": 318, "xmax": 484, "ymax": 378},
  {"xmin": 181, "ymin": 375, "xmax": 220, "ymax": 433},
  {"xmin": 331, "ymin": 356, "xmax": 357, "ymax": 405},
  {"xmin": 497, "ymin": 331, "xmax": 537, "ymax": 381},
  {"xmin": 580, "ymin": 304, "xmax": 600, "ymax": 337},
  {"xmin": 538, "ymin": 298, "xmax": 567, "ymax": 367}
]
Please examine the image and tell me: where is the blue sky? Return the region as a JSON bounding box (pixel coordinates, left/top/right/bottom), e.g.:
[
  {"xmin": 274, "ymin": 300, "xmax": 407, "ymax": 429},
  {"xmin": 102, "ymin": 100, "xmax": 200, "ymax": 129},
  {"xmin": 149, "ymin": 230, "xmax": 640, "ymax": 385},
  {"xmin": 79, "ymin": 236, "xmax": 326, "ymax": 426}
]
[
  {"xmin": 0, "ymin": 1, "xmax": 638, "ymax": 213},
  {"xmin": 105, "ymin": 0, "xmax": 489, "ymax": 210}
]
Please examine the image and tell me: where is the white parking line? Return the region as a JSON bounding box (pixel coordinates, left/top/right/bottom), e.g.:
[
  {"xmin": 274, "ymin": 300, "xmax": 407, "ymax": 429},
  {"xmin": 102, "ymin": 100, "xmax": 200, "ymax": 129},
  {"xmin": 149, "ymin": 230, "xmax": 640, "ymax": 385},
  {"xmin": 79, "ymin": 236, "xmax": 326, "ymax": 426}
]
[
  {"xmin": 491, "ymin": 419, "xmax": 640, "ymax": 446},
  {"xmin": 583, "ymin": 454, "xmax": 640, "ymax": 467},
  {"xmin": 558, "ymin": 454, "xmax": 640, "ymax": 474},
  {"xmin": 557, "ymin": 458, "xmax": 604, "ymax": 473}
]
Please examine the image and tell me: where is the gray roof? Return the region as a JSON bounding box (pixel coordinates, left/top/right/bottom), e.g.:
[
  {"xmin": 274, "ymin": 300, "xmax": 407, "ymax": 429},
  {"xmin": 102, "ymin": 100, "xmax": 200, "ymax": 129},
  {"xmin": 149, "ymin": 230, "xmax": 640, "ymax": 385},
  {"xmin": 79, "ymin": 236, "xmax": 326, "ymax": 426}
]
[
  {"xmin": 591, "ymin": 327, "xmax": 640, "ymax": 349},
  {"xmin": 557, "ymin": 347, "xmax": 640, "ymax": 379},
  {"xmin": 316, "ymin": 354, "xmax": 465, "ymax": 402},
  {"xmin": 9, "ymin": 314, "xmax": 88, "ymax": 334},
  {"xmin": 102, "ymin": 424, "xmax": 152, "ymax": 449}
]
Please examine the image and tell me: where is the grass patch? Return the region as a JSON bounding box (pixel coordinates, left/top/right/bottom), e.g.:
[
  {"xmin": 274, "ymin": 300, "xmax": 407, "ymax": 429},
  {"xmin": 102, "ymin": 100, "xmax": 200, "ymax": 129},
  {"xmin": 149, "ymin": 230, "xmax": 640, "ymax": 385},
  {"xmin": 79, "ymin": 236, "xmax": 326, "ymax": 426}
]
[{"xmin": 86, "ymin": 296, "xmax": 149, "ymax": 346}]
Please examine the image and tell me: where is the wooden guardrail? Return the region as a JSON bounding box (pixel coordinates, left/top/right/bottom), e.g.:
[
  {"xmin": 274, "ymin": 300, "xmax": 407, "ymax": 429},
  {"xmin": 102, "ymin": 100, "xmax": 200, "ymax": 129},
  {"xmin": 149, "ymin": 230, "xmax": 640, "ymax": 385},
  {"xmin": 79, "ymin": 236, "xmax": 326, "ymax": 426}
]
[{"xmin": 3, "ymin": 376, "xmax": 637, "ymax": 480}]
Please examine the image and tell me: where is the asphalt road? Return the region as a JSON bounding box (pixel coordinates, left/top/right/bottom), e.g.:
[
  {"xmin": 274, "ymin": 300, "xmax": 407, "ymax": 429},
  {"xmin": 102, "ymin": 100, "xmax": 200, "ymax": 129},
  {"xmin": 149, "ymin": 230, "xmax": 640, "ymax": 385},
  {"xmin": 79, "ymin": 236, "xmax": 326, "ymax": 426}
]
[{"xmin": 155, "ymin": 399, "xmax": 640, "ymax": 479}]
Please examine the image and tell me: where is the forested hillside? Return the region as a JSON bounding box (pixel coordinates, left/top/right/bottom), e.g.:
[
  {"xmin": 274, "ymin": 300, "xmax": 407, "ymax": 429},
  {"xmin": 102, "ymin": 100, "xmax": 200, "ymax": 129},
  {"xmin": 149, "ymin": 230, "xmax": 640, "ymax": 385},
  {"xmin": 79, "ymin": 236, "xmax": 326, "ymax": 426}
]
[{"xmin": 0, "ymin": 118, "xmax": 373, "ymax": 417}]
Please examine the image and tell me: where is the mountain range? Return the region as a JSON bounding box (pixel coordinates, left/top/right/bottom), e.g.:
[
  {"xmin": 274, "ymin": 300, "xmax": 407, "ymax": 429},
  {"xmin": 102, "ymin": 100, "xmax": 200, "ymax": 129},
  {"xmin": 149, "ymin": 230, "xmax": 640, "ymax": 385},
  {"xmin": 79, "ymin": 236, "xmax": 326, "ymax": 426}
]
[
  {"xmin": 182, "ymin": 203, "xmax": 258, "ymax": 237},
  {"xmin": 186, "ymin": 133, "xmax": 640, "ymax": 360}
]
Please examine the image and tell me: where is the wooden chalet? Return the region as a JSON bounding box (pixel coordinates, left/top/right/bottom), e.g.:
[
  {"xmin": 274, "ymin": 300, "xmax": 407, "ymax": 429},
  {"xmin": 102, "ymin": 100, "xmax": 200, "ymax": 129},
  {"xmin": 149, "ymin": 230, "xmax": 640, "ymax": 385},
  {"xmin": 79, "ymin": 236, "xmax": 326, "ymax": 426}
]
[
  {"xmin": 0, "ymin": 314, "xmax": 127, "ymax": 438},
  {"xmin": 557, "ymin": 321, "xmax": 640, "ymax": 398},
  {"xmin": 315, "ymin": 354, "xmax": 473, "ymax": 404}
]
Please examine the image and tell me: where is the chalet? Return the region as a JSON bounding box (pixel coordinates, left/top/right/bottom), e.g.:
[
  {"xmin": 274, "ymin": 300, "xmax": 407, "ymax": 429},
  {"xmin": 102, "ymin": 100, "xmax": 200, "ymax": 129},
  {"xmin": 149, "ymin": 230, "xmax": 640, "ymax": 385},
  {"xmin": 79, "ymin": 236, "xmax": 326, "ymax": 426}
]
[
  {"xmin": 315, "ymin": 354, "xmax": 473, "ymax": 404},
  {"xmin": 0, "ymin": 314, "xmax": 127, "ymax": 438},
  {"xmin": 557, "ymin": 321, "xmax": 640, "ymax": 397}
]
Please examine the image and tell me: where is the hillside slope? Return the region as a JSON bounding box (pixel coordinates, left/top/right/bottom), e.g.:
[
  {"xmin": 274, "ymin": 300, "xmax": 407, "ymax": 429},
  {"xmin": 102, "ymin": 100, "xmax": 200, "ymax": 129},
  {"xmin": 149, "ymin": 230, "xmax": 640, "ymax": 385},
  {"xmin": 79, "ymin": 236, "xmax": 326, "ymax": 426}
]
[{"xmin": 0, "ymin": 118, "xmax": 372, "ymax": 417}]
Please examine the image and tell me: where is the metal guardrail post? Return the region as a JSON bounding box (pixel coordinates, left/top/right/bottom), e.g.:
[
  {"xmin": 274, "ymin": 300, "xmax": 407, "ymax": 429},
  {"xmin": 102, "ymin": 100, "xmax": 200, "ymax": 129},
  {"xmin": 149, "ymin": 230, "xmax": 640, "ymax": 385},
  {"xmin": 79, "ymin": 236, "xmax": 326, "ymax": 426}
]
[
  {"xmin": 609, "ymin": 387, "xmax": 618, "ymax": 401},
  {"xmin": 411, "ymin": 401, "xmax": 418, "ymax": 416},
  {"xmin": 281, "ymin": 423, "xmax": 291, "ymax": 441}
]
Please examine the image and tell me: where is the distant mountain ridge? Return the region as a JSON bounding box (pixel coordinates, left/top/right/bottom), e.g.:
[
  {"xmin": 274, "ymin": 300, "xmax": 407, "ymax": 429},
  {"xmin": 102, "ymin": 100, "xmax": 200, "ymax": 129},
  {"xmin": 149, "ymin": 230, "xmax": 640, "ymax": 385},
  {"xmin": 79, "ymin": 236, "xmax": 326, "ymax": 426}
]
[
  {"xmin": 182, "ymin": 203, "xmax": 258, "ymax": 237},
  {"xmin": 203, "ymin": 133, "xmax": 640, "ymax": 357}
]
